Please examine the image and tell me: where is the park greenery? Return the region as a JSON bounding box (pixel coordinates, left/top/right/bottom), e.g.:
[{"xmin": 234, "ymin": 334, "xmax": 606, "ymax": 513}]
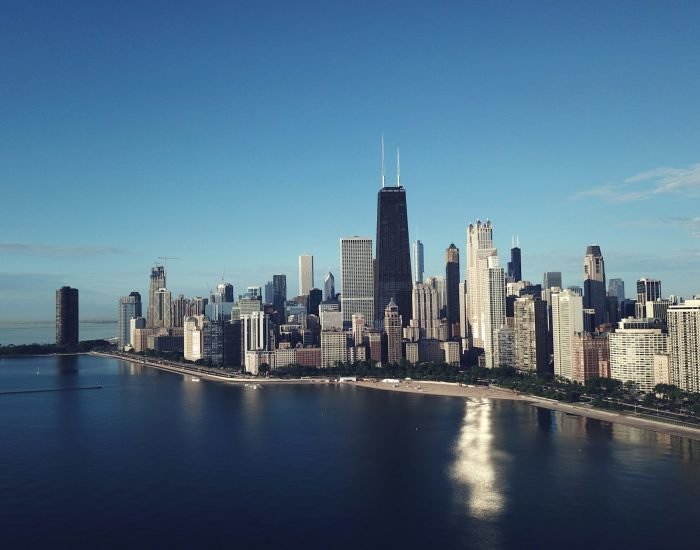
[{"xmin": 0, "ymin": 339, "xmax": 113, "ymax": 356}]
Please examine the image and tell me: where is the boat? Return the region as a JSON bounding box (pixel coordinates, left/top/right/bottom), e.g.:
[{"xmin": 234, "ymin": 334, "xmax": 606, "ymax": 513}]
[{"xmin": 191, "ymin": 377, "xmax": 201, "ymax": 382}]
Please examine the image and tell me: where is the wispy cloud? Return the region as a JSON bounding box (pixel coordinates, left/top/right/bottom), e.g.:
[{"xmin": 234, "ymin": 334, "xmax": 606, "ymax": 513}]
[
  {"xmin": 572, "ymin": 163, "xmax": 700, "ymax": 203},
  {"xmin": 673, "ymin": 217, "xmax": 700, "ymax": 238},
  {"xmin": 0, "ymin": 243, "xmax": 126, "ymax": 257}
]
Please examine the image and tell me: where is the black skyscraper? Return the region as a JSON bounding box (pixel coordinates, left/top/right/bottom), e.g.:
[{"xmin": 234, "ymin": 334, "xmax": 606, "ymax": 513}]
[
  {"xmin": 445, "ymin": 244, "xmax": 460, "ymax": 337},
  {"xmin": 375, "ymin": 186, "xmax": 412, "ymax": 326},
  {"xmin": 56, "ymin": 286, "xmax": 79, "ymax": 346},
  {"xmin": 509, "ymin": 245, "xmax": 522, "ymax": 282},
  {"xmin": 272, "ymin": 274, "xmax": 287, "ymax": 323}
]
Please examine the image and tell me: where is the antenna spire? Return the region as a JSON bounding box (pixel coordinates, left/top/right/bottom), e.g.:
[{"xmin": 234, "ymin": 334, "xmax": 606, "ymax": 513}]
[
  {"xmin": 381, "ymin": 133, "xmax": 386, "ymax": 188},
  {"xmin": 396, "ymin": 147, "xmax": 401, "ymax": 187}
]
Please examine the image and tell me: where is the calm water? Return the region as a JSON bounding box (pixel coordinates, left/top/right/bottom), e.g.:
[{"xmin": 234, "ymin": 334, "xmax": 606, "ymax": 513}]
[
  {"xmin": 0, "ymin": 321, "xmax": 117, "ymax": 345},
  {"xmin": 1, "ymin": 355, "xmax": 699, "ymax": 549}
]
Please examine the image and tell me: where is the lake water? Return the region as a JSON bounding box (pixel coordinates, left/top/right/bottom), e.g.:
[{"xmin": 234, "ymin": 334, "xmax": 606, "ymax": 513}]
[
  {"xmin": 0, "ymin": 321, "xmax": 117, "ymax": 345},
  {"xmin": 1, "ymin": 354, "xmax": 699, "ymax": 549}
]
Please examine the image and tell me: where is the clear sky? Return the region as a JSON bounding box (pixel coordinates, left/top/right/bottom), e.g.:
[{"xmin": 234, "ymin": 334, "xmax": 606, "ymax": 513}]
[{"xmin": 2, "ymin": 0, "xmax": 699, "ymax": 321}]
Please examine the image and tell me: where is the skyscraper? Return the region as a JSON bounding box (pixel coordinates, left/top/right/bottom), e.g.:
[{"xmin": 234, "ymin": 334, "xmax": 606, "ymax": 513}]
[
  {"xmin": 484, "ymin": 256, "xmax": 505, "ymax": 368},
  {"xmin": 609, "ymin": 318, "xmax": 667, "ymax": 393},
  {"xmin": 264, "ymin": 281, "xmax": 274, "ymax": 304},
  {"xmin": 323, "ymin": 271, "xmax": 335, "ymax": 301},
  {"xmin": 583, "ymin": 245, "xmax": 606, "ymax": 329},
  {"xmin": 152, "ymin": 288, "xmax": 172, "ymax": 329},
  {"xmin": 384, "ymin": 298, "xmax": 403, "ymax": 364},
  {"xmin": 299, "ymin": 254, "xmax": 314, "ymax": 296},
  {"xmin": 413, "ymin": 240, "xmax": 424, "ymax": 284},
  {"xmin": 543, "ymin": 272, "xmax": 562, "ymax": 290},
  {"xmin": 340, "ymin": 237, "xmax": 374, "ymax": 326},
  {"xmin": 118, "ymin": 292, "xmax": 142, "ymax": 348},
  {"xmin": 410, "ymin": 283, "xmax": 440, "ymax": 340},
  {"xmin": 636, "ymin": 278, "xmax": 661, "ymax": 318},
  {"xmin": 668, "ymin": 300, "xmax": 700, "ymax": 393},
  {"xmin": 508, "ymin": 237, "xmax": 522, "ymax": 282},
  {"xmin": 514, "ymin": 295, "xmax": 548, "ymax": 375},
  {"xmin": 466, "ymin": 219, "xmax": 499, "ymax": 351},
  {"xmin": 375, "ymin": 152, "xmax": 411, "ymax": 325},
  {"xmin": 147, "ymin": 265, "xmax": 166, "ymax": 328},
  {"xmin": 272, "ymin": 274, "xmax": 287, "ymax": 323},
  {"xmin": 56, "ymin": 286, "xmax": 79, "ymax": 346},
  {"xmin": 552, "ymin": 289, "xmax": 584, "ymax": 380},
  {"xmin": 445, "ymin": 244, "xmax": 460, "ymax": 338},
  {"xmin": 608, "ymin": 278, "xmax": 625, "ymax": 301}
]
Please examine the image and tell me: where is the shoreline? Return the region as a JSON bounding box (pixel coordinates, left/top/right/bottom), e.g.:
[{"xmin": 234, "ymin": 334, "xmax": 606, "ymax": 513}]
[
  {"xmin": 351, "ymin": 380, "xmax": 700, "ymax": 441},
  {"xmin": 21, "ymin": 351, "xmax": 700, "ymax": 441}
]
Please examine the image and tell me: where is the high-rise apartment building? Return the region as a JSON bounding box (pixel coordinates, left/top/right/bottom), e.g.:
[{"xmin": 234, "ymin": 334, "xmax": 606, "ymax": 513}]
[
  {"xmin": 514, "ymin": 295, "xmax": 548, "ymax": 375},
  {"xmin": 410, "ymin": 283, "xmax": 440, "ymax": 340},
  {"xmin": 323, "ymin": 271, "xmax": 335, "ymax": 301},
  {"xmin": 552, "ymin": 289, "xmax": 584, "ymax": 380},
  {"xmin": 264, "ymin": 281, "xmax": 274, "ymax": 304},
  {"xmin": 351, "ymin": 313, "xmax": 366, "ymax": 346},
  {"xmin": 483, "ymin": 256, "xmax": 506, "ymax": 368},
  {"xmin": 56, "ymin": 286, "xmax": 79, "ymax": 346},
  {"xmin": 572, "ymin": 333, "xmax": 609, "ymax": 383},
  {"xmin": 321, "ymin": 330, "xmax": 348, "ymax": 367},
  {"xmin": 118, "ymin": 292, "xmax": 142, "ymax": 348},
  {"xmin": 147, "ymin": 265, "xmax": 166, "ymax": 328},
  {"xmin": 668, "ymin": 300, "xmax": 700, "ymax": 392},
  {"xmin": 413, "ymin": 240, "xmax": 424, "ymax": 284},
  {"xmin": 583, "ymin": 245, "xmax": 606, "ymax": 329},
  {"xmin": 445, "ymin": 244, "xmax": 460, "ymax": 338},
  {"xmin": 636, "ymin": 278, "xmax": 661, "ymax": 318},
  {"xmin": 299, "ymin": 254, "xmax": 314, "ymax": 296},
  {"xmin": 340, "ymin": 237, "xmax": 374, "ymax": 326},
  {"xmin": 384, "ymin": 298, "xmax": 403, "ymax": 364},
  {"xmin": 375, "ymin": 185, "xmax": 412, "ymax": 325},
  {"xmin": 609, "ymin": 318, "xmax": 667, "ymax": 393},
  {"xmin": 151, "ymin": 288, "xmax": 172, "ymax": 329},
  {"xmin": 543, "ymin": 272, "xmax": 562, "ymax": 291},
  {"xmin": 466, "ymin": 219, "xmax": 496, "ymax": 350}
]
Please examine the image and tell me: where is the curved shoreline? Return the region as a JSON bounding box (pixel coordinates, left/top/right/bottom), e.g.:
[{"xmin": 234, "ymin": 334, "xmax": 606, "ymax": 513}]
[
  {"xmin": 350, "ymin": 380, "xmax": 700, "ymax": 441},
  {"xmin": 92, "ymin": 352, "xmax": 700, "ymax": 441}
]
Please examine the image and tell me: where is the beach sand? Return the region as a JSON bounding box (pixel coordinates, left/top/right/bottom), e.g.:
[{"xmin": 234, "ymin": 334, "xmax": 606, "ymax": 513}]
[{"xmin": 350, "ymin": 379, "xmax": 700, "ymax": 442}]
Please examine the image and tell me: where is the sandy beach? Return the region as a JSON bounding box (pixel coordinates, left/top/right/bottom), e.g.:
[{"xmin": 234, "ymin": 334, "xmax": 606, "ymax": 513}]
[{"xmin": 350, "ymin": 379, "xmax": 700, "ymax": 441}]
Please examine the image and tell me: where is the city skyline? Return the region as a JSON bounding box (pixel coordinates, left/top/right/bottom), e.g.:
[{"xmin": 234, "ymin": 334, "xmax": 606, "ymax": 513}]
[{"xmin": 2, "ymin": 2, "xmax": 700, "ymax": 321}]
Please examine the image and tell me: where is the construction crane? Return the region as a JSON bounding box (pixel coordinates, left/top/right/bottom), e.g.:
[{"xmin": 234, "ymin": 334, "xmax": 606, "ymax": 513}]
[{"xmin": 157, "ymin": 256, "xmax": 180, "ymax": 279}]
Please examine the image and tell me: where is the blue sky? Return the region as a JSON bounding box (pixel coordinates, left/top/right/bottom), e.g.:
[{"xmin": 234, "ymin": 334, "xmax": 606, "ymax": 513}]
[{"xmin": 1, "ymin": 1, "xmax": 699, "ymax": 321}]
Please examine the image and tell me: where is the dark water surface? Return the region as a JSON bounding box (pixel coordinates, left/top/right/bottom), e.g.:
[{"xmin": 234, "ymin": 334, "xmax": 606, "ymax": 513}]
[{"xmin": 1, "ymin": 355, "xmax": 699, "ymax": 549}]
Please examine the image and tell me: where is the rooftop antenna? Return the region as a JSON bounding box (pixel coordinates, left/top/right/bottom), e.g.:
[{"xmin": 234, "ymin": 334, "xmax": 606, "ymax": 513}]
[
  {"xmin": 396, "ymin": 147, "xmax": 401, "ymax": 187},
  {"xmin": 511, "ymin": 235, "xmax": 515, "ymax": 248},
  {"xmin": 381, "ymin": 133, "xmax": 386, "ymax": 188}
]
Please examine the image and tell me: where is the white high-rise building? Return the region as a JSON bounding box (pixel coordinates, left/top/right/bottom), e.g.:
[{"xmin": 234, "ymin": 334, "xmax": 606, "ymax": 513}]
[
  {"xmin": 241, "ymin": 311, "xmax": 270, "ymax": 355},
  {"xmin": 184, "ymin": 315, "xmax": 205, "ymax": 361},
  {"xmin": 466, "ymin": 219, "xmax": 496, "ymax": 350},
  {"xmin": 413, "ymin": 240, "xmax": 424, "ymax": 284},
  {"xmin": 411, "ymin": 283, "xmax": 440, "ymax": 339},
  {"xmin": 609, "ymin": 318, "xmax": 668, "ymax": 393},
  {"xmin": 668, "ymin": 300, "xmax": 700, "ymax": 392},
  {"xmin": 483, "ymin": 255, "xmax": 505, "ymax": 368},
  {"xmin": 340, "ymin": 237, "xmax": 374, "ymax": 326},
  {"xmin": 299, "ymin": 254, "xmax": 314, "ymax": 296},
  {"xmin": 459, "ymin": 280, "xmax": 468, "ymax": 340},
  {"xmin": 552, "ymin": 289, "xmax": 584, "ymax": 380}
]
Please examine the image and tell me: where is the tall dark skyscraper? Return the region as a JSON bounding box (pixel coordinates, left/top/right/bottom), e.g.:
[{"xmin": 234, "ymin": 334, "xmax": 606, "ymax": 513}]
[
  {"xmin": 375, "ymin": 147, "xmax": 411, "ymax": 326},
  {"xmin": 583, "ymin": 245, "xmax": 606, "ymax": 329},
  {"xmin": 445, "ymin": 243, "xmax": 460, "ymax": 337},
  {"xmin": 272, "ymin": 274, "xmax": 287, "ymax": 323},
  {"xmin": 56, "ymin": 286, "xmax": 79, "ymax": 346},
  {"xmin": 508, "ymin": 238, "xmax": 522, "ymax": 282}
]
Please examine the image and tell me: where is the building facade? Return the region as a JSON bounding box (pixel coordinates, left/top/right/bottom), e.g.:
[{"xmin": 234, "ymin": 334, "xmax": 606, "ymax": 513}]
[
  {"xmin": 609, "ymin": 318, "xmax": 668, "ymax": 393},
  {"xmin": 583, "ymin": 245, "xmax": 606, "ymax": 329},
  {"xmin": 340, "ymin": 237, "xmax": 375, "ymax": 326},
  {"xmin": 118, "ymin": 292, "xmax": 142, "ymax": 349},
  {"xmin": 299, "ymin": 254, "xmax": 314, "ymax": 296},
  {"xmin": 56, "ymin": 286, "xmax": 79, "ymax": 346},
  {"xmin": 552, "ymin": 289, "xmax": 584, "ymax": 380},
  {"xmin": 668, "ymin": 300, "xmax": 700, "ymax": 392}
]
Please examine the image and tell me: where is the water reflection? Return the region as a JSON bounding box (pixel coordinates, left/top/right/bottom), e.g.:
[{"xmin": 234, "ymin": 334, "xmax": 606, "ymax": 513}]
[{"xmin": 450, "ymin": 398, "xmax": 505, "ymax": 520}]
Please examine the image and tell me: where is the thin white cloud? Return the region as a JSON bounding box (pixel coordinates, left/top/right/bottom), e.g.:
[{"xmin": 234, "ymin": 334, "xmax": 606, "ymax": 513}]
[
  {"xmin": 0, "ymin": 243, "xmax": 126, "ymax": 257},
  {"xmin": 573, "ymin": 163, "xmax": 700, "ymax": 203}
]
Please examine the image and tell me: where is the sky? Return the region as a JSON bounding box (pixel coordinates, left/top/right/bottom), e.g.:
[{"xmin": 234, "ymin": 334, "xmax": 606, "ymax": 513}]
[{"xmin": 1, "ymin": 0, "xmax": 699, "ymax": 321}]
